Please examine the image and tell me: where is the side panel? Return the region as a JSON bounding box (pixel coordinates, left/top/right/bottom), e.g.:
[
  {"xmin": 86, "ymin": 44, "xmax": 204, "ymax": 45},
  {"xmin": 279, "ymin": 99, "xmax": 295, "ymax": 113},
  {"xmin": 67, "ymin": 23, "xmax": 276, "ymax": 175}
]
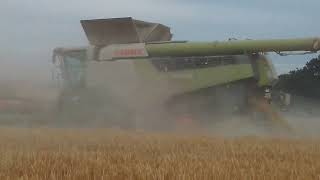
[
  {"xmin": 159, "ymin": 64, "xmax": 254, "ymax": 92},
  {"xmin": 133, "ymin": 56, "xmax": 255, "ymax": 93},
  {"xmin": 85, "ymin": 60, "xmax": 140, "ymax": 104},
  {"xmin": 84, "ymin": 56, "xmax": 256, "ymax": 118}
]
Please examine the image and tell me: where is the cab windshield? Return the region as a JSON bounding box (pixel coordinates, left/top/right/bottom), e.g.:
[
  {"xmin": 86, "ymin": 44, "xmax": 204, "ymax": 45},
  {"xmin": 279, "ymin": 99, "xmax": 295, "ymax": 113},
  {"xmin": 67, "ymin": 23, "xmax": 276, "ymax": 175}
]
[{"xmin": 62, "ymin": 51, "xmax": 87, "ymax": 89}]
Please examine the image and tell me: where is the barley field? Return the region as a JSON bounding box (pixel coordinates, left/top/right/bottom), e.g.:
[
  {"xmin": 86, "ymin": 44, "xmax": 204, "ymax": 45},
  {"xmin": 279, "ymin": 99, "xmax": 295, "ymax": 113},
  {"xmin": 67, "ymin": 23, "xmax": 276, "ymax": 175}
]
[{"xmin": 0, "ymin": 128, "xmax": 319, "ymax": 180}]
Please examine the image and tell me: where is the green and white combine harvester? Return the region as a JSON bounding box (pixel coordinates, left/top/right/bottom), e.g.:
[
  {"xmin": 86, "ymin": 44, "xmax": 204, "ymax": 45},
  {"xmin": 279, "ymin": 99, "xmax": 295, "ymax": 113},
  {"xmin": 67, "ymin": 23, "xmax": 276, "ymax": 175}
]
[{"xmin": 52, "ymin": 17, "xmax": 320, "ymax": 130}]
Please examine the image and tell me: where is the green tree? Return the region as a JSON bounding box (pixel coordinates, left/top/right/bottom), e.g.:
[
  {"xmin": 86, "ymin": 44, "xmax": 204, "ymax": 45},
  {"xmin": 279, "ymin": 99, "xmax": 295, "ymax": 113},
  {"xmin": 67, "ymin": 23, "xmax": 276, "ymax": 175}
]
[{"xmin": 275, "ymin": 55, "xmax": 320, "ymax": 99}]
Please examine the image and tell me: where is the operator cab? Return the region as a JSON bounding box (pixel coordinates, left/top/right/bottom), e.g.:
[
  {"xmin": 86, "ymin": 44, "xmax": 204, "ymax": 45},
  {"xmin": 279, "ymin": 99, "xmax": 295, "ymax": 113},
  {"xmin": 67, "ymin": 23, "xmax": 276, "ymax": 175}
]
[{"xmin": 52, "ymin": 48, "xmax": 87, "ymax": 90}]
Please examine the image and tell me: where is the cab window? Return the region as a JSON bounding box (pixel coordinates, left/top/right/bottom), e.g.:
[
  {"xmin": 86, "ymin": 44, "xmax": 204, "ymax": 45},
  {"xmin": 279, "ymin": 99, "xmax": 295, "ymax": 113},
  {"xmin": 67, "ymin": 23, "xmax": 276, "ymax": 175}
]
[{"xmin": 63, "ymin": 52, "xmax": 86, "ymax": 89}]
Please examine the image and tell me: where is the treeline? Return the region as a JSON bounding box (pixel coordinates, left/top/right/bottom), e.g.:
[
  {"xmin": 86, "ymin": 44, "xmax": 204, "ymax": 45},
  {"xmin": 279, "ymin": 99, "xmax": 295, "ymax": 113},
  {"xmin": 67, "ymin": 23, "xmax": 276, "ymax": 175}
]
[{"xmin": 274, "ymin": 55, "xmax": 320, "ymax": 99}]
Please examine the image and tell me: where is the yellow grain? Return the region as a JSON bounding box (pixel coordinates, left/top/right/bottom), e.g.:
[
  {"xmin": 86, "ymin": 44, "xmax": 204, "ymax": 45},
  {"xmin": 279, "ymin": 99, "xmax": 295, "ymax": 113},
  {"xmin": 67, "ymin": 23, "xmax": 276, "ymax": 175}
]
[{"xmin": 0, "ymin": 128, "xmax": 319, "ymax": 180}]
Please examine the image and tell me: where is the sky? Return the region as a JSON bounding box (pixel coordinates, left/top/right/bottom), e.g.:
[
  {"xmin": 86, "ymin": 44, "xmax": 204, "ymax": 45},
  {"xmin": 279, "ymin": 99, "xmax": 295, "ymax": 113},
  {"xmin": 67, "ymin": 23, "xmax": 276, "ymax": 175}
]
[{"xmin": 1, "ymin": 0, "xmax": 320, "ymax": 81}]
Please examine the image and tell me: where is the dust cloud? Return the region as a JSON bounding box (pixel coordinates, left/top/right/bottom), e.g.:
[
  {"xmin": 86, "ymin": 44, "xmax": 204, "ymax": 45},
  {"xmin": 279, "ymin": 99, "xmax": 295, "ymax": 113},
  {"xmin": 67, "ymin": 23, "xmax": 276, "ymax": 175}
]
[{"xmin": 0, "ymin": 55, "xmax": 319, "ymax": 140}]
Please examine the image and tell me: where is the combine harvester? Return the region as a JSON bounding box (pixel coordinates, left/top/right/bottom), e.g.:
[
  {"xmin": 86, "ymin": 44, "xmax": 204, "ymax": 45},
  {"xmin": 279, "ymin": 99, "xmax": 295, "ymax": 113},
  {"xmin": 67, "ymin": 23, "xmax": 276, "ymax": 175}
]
[{"xmin": 52, "ymin": 17, "xmax": 320, "ymax": 130}]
